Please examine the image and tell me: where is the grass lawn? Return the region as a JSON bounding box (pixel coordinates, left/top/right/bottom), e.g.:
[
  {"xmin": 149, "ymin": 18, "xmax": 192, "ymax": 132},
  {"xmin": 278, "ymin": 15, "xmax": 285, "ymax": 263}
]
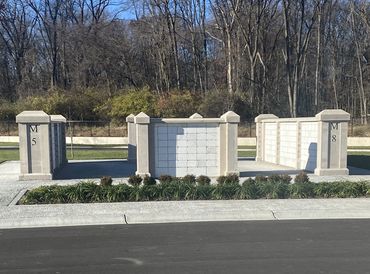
[
  {"xmin": 238, "ymin": 150, "xmax": 256, "ymax": 157},
  {"xmin": 0, "ymin": 142, "xmax": 18, "ymax": 146},
  {"xmin": 0, "ymin": 149, "xmax": 19, "ymax": 163},
  {"xmin": 0, "ymin": 145, "xmax": 369, "ymax": 171},
  {"xmin": 67, "ymin": 148, "xmax": 127, "ymax": 160},
  {"xmin": 0, "ymin": 148, "xmax": 128, "ymax": 163}
]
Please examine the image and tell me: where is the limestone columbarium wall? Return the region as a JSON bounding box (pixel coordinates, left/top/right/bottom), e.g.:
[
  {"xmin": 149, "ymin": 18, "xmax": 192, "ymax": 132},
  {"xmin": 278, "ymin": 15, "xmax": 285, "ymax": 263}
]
[
  {"xmin": 255, "ymin": 109, "xmax": 350, "ymax": 176},
  {"xmin": 16, "ymin": 111, "xmax": 67, "ymax": 180},
  {"xmin": 130, "ymin": 111, "xmax": 240, "ymax": 177}
]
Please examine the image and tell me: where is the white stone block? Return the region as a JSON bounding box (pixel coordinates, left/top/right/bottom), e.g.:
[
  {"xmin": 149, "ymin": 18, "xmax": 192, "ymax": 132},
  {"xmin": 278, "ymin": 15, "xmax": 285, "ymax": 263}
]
[
  {"xmin": 196, "ymin": 153, "xmax": 207, "ymax": 160},
  {"xmin": 167, "ymin": 153, "xmax": 176, "ymax": 162},
  {"xmin": 176, "ymin": 167, "xmax": 188, "ymax": 177},
  {"xmin": 197, "ymin": 160, "xmax": 207, "ymax": 166},
  {"xmin": 187, "ymin": 160, "xmax": 197, "ymax": 167},
  {"xmin": 177, "ymin": 147, "xmax": 187, "ymax": 154},
  {"xmin": 176, "ymin": 160, "xmax": 187, "ymax": 167},
  {"xmin": 177, "ymin": 154, "xmax": 188, "ymax": 161},
  {"xmin": 159, "ymin": 140, "xmax": 168, "ymax": 147},
  {"xmin": 158, "ymin": 133, "xmax": 167, "ymax": 140},
  {"xmin": 157, "ymin": 161, "xmax": 168, "ymax": 168},
  {"xmin": 168, "ymin": 126, "xmax": 178, "ymax": 134},
  {"xmin": 157, "ymin": 127, "xmax": 167, "ymax": 134},
  {"xmin": 158, "ymin": 154, "xmax": 168, "ymax": 161},
  {"xmin": 187, "ymin": 147, "xmax": 196, "ymax": 154},
  {"xmin": 197, "ymin": 147, "xmax": 207, "ymax": 154},
  {"xmin": 168, "ymin": 146, "xmax": 176, "ymax": 154}
]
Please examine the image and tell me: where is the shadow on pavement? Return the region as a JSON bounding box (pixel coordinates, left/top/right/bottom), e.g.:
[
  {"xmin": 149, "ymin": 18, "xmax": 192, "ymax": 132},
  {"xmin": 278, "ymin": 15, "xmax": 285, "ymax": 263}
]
[
  {"xmin": 240, "ymin": 170, "xmax": 305, "ymax": 177},
  {"xmin": 54, "ymin": 160, "xmax": 136, "ymax": 179},
  {"xmin": 348, "ymin": 166, "xmax": 370, "ymax": 175}
]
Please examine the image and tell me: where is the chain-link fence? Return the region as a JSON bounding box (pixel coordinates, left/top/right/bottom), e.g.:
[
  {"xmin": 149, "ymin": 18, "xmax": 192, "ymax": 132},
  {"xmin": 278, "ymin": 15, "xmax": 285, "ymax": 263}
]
[
  {"xmin": 0, "ymin": 120, "xmax": 256, "ymax": 137},
  {"xmin": 0, "ymin": 120, "xmax": 127, "ymax": 137}
]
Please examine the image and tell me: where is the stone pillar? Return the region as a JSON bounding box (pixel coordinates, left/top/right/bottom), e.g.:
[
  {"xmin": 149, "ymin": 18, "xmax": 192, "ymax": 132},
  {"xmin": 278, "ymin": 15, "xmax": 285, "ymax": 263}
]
[
  {"xmin": 220, "ymin": 111, "xmax": 240, "ymax": 176},
  {"xmin": 126, "ymin": 114, "xmax": 136, "ymax": 163},
  {"xmin": 16, "ymin": 111, "xmax": 52, "ymax": 180},
  {"xmin": 134, "ymin": 112, "xmax": 151, "ymax": 176},
  {"xmin": 254, "ymin": 114, "xmax": 278, "ymax": 162},
  {"xmin": 314, "ymin": 109, "xmax": 350, "ymax": 176},
  {"xmin": 50, "ymin": 115, "xmax": 67, "ymax": 170}
]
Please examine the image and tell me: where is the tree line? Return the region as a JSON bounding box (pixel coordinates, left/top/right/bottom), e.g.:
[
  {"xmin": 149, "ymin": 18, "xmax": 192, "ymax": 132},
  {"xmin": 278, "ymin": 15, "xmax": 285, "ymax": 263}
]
[{"xmin": 0, "ymin": 0, "xmax": 369, "ymax": 122}]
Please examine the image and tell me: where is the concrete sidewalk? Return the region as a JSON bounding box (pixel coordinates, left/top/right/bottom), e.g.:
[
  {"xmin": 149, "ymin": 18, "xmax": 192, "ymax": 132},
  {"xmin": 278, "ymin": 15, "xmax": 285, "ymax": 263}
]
[
  {"xmin": 2, "ymin": 199, "xmax": 370, "ymax": 229},
  {"xmin": 1, "ymin": 159, "xmax": 370, "ymax": 229}
]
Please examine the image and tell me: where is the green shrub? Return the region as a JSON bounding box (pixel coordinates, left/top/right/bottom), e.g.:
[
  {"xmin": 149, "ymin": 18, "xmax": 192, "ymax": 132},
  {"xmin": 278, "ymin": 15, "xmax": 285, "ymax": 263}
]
[
  {"xmin": 198, "ymin": 90, "xmax": 253, "ymax": 119},
  {"xmin": 106, "ymin": 184, "xmax": 132, "ymax": 202},
  {"xmin": 182, "ymin": 174, "xmax": 196, "ymax": 184},
  {"xmin": 294, "ymin": 172, "xmax": 310, "ymax": 184},
  {"xmin": 194, "ymin": 184, "xmax": 214, "ymax": 200},
  {"xmin": 19, "ymin": 179, "xmax": 370, "ymax": 205},
  {"xmin": 159, "ymin": 180, "xmax": 196, "ymax": 200},
  {"xmin": 16, "ymin": 88, "xmax": 110, "ymax": 121},
  {"xmin": 108, "ymin": 87, "xmax": 157, "ymax": 122},
  {"xmin": 257, "ymin": 180, "xmax": 290, "ymax": 199},
  {"xmin": 159, "ymin": 174, "xmax": 173, "ymax": 184},
  {"xmin": 289, "ymin": 182, "xmax": 315, "ymax": 198},
  {"xmin": 255, "ymin": 175, "xmax": 267, "ymax": 183},
  {"xmin": 140, "ymin": 185, "xmax": 160, "ymax": 200},
  {"xmin": 196, "ymin": 175, "xmax": 211, "ymax": 186},
  {"xmin": 156, "ymin": 91, "xmax": 200, "ymax": 117},
  {"xmin": 212, "ymin": 183, "xmax": 240, "ymax": 199},
  {"xmin": 128, "ymin": 175, "xmax": 142, "ymax": 186},
  {"xmin": 143, "ymin": 175, "xmax": 156, "ymax": 186},
  {"xmin": 216, "ymin": 173, "xmax": 239, "ymax": 185},
  {"xmin": 0, "ymin": 99, "xmax": 17, "ymax": 120},
  {"xmin": 100, "ymin": 176, "xmax": 113, "ymax": 186},
  {"xmin": 267, "ymin": 174, "xmax": 292, "ymax": 184},
  {"xmin": 241, "ymin": 178, "xmax": 260, "ymax": 199},
  {"xmin": 314, "ymin": 182, "xmax": 368, "ymax": 198}
]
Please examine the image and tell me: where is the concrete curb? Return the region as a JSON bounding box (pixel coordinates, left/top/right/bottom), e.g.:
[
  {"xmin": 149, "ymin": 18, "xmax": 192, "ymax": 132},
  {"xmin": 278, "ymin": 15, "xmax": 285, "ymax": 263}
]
[{"xmin": 1, "ymin": 199, "xmax": 370, "ymax": 229}]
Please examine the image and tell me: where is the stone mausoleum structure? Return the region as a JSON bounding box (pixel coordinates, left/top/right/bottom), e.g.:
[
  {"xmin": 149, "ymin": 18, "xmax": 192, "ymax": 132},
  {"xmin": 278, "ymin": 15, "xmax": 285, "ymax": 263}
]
[
  {"xmin": 16, "ymin": 111, "xmax": 67, "ymax": 180},
  {"xmin": 15, "ymin": 109, "xmax": 350, "ymax": 180},
  {"xmin": 127, "ymin": 111, "xmax": 240, "ymax": 177},
  {"xmin": 255, "ymin": 109, "xmax": 350, "ymax": 175}
]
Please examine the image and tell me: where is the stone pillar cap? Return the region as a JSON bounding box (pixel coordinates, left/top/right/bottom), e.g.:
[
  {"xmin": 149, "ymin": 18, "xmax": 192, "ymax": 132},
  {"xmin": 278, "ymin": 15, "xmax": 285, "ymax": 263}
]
[
  {"xmin": 254, "ymin": 114, "xmax": 278, "ymax": 123},
  {"xmin": 315, "ymin": 109, "xmax": 350, "ymax": 121},
  {"xmin": 50, "ymin": 115, "xmax": 66, "ymax": 123},
  {"xmin": 126, "ymin": 114, "xmax": 135, "ymax": 123},
  {"xmin": 189, "ymin": 113, "xmax": 203, "ymax": 119},
  {"xmin": 134, "ymin": 112, "xmax": 150, "ymax": 124},
  {"xmin": 16, "ymin": 111, "xmax": 50, "ymax": 123},
  {"xmin": 221, "ymin": 111, "xmax": 240, "ymax": 123}
]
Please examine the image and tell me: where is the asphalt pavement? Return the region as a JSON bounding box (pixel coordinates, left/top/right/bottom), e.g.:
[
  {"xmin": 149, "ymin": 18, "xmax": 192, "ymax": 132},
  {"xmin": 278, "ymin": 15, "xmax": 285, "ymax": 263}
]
[{"xmin": 1, "ymin": 219, "xmax": 370, "ymax": 274}]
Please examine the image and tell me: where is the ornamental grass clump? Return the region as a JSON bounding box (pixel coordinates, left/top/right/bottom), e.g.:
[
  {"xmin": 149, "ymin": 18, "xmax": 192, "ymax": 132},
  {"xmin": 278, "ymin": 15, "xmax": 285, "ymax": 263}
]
[
  {"xmin": 100, "ymin": 176, "xmax": 113, "ymax": 187},
  {"xmin": 196, "ymin": 175, "xmax": 211, "ymax": 186},
  {"xmin": 159, "ymin": 174, "xmax": 173, "ymax": 184},
  {"xmin": 182, "ymin": 174, "xmax": 196, "ymax": 184},
  {"xmin": 241, "ymin": 178, "xmax": 260, "ymax": 199},
  {"xmin": 143, "ymin": 175, "xmax": 156, "ymax": 186},
  {"xmin": 128, "ymin": 175, "xmax": 143, "ymax": 186},
  {"xmin": 256, "ymin": 174, "xmax": 291, "ymax": 199},
  {"xmin": 216, "ymin": 173, "xmax": 239, "ymax": 185},
  {"xmin": 294, "ymin": 171, "xmax": 310, "ymax": 184}
]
